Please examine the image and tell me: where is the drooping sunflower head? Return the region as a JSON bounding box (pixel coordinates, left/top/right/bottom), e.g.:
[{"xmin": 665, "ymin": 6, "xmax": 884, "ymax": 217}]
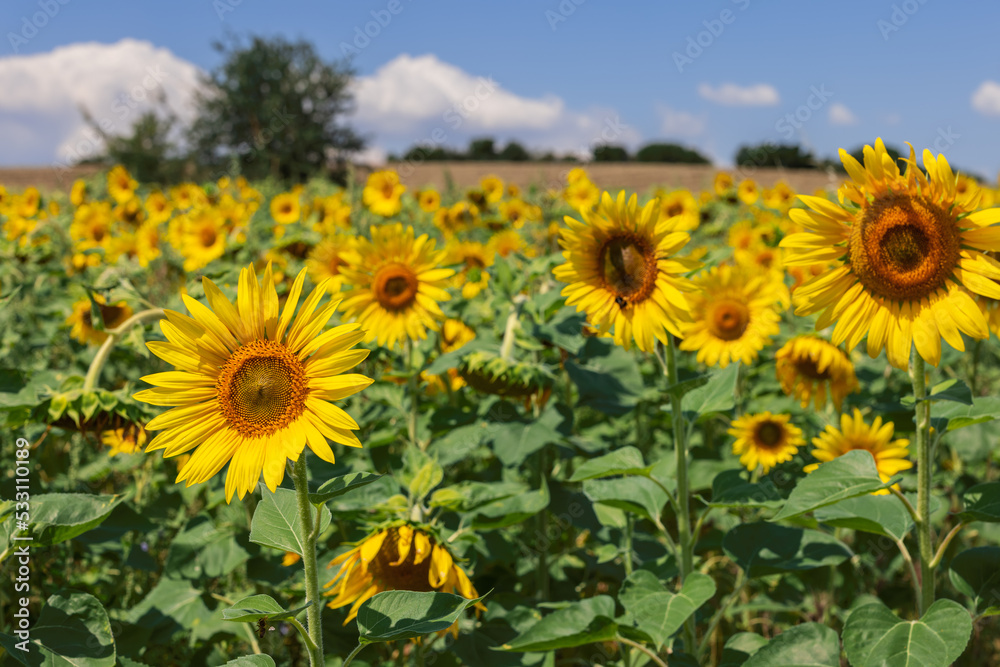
[
  {"xmin": 804, "ymin": 408, "xmax": 912, "ymax": 494},
  {"xmin": 775, "ymin": 336, "xmax": 859, "ymax": 411},
  {"xmin": 781, "ymin": 138, "xmax": 1000, "ymax": 370},
  {"xmin": 728, "ymin": 412, "xmax": 803, "ymax": 474},
  {"xmin": 554, "ymin": 191, "xmax": 702, "ymax": 352},
  {"xmin": 66, "ymin": 295, "xmax": 134, "ymax": 345},
  {"xmin": 339, "ymin": 223, "xmax": 454, "ymax": 348},
  {"xmin": 678, "ymin": 264, "xmax": 783, "ymax": 368},
  {"xmin": 101, "ymin": 425, "xmax": 147, "ymax": 457},
  {"xmin": 134, "ymin": 263, "xmax": 373, "ymax": 502},
  {"xmin": 324, "ymin": 524, "xmax": 483, "ymax": 624}
]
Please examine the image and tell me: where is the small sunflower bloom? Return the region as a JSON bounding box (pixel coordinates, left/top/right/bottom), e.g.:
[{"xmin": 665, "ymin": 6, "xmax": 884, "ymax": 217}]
[
  {"xmin": 729, "ymin": 412, "xmax": 803, "ymax": 474},
  {"xmin": 775, "ymin": 336, "xmax": 859, "ymax": 411},
  {"xmin": 805, "ymin": 409, "xmax": 912, "ymax": 494},
  {"xmin": 363, "ymin": 170, "xmax": 406, "ymax": 217}
]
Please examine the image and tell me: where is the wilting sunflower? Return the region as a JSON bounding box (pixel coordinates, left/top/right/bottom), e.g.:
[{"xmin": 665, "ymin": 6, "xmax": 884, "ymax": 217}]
[
  {"xmin": 101, "ymin": 426, "xmax": 147, "ymax": 457},
  {"xmin": 66, "ymin": 295, "xmax": 134, "ymax": 345},
  {"xmin": 363, "ymin": 170, "xmax": 406, "ymax": 217},
  {"xmin": 133, "ymin": 263, "xmax": 373, "ymax": 502},
  {"xmin": 781, "ymin": 138, "xmax": 1000, "ymax": 369},
  {"xmin": 679, "ymin": 264, "xmax": 782, "ymax": 368},
  {"xmin": 339, "ymin": 223, "xmax": 454, "ymax": 348},
  {"xmin": 324, "ymin": 524, "xmax": 483, "ymax": 624},
  {"xmin": 729, "ymin": 412, "xmax": 803, "ymax": 474},
  {"xmin": 805, "ymin": 409, "xmax": 912, "ymax": 494},
  {"xmin": 554, "ymin": 191, "xmax": 701, "ymax": 352},
  {"xmin": 775, "ymin": 336, "xmax": 859, "ymax": 411}
]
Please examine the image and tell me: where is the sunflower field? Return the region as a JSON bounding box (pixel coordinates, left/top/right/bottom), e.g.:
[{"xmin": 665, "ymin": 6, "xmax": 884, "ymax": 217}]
[{"xmin": 4, "ymin": 140, "xmax": 1000, "ymax": 667}]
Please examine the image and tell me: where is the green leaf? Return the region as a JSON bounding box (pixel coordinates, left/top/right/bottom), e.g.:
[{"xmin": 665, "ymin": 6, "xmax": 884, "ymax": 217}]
[
  {"xmin": 357, "ymin": 590, "xmax": 486, "ymax": 643},
  {"xmin": 165, "ymin": 514, "xmax": 249, "ymax": 579},
  {"xmin": 568, "ymin": 446, "xmax": 651, "ymax": 482},
  {"xmin": 842, "ymin": 599, "xmax": 972, "ymax": 667},
  {"xmin": 742, "ymin": 623, "xmax": 840, "ymax": 667},
  {"xmin": 618, "ymin": 571, "xmax": 716, "ymax": 650},
  {"xmin": 401, "ymin": 448, "xmax": 444, "ymax": 500},
  {"xmin": 224, "ymin": 656, "xmax": 277, "ymax": 667},
  {"xmin": 125, "ymin": 578, "xmax": 214, "ymax": 639},
  {"xmin": 813, "ymin": 494, "xmax": 914, "ymax": 541},
  {"xmin": 723, "ymin": 523, "xmax": 852, "ymax": 578},
  {"xmin": 721, "ymin": 633, "xmax": 769, "ymax": 667},
  {"xmin": 949, "ymin": 547, "xmax": 1000, "ymax": 616},
  {"xmin": 221, "ymin": 594, "xmax": 312, "ymax": 623},
  {"xmin": 565, "ymin": 339, "xmax": 643, "ymax": 416},
  {"xmin": 958, "ymin": 482, "xmax": 1000, "ymax": 523},
  {"xmin": 901, "ymin": 378, "xmax": 973, "ymax": 406},
  {"xmin": 679, "ymin": 363, "xmax": 739, "ymax": 420},
  {"xmin": 531, "ymin": 305, "xmax": 588, "ymax": 355},
  {"xmin": 249, "ymin": 486, "xmax": 331, "ymax": 556},
  {"xmin": 24, "ymin": 493, "xmax": 125, "ymax": 547},
  {"xmin": 771, "ymin": 450, "xmax": 899, "ymax": 522},
  {"xmin": 583, "ymin": 477, "xmax": 668, "ymax": 523},
  {"xmin": 487, "ymin": 404, "xmax": 566, "ymax": 467},
  {"xmin": 502, "ymin": 596, "xmax": 618, "ymax": 652},
  {"xmin": 472, "ymin": 479, "xmax": 549, "ymax": 530},
  {"xmin": 1, "ymin": 590, "xmax": 115, "ymax": 667},
  {"xmin": 708, "ymin": 470, "xmax": 783, "ymax": 509},
  {"xmin": 935, "ymin": 396, "xmax": 1000, "ymax": 430},
  {"xmin": 309, "ymin": 472, "xmax": 384, "ymax": 504}
]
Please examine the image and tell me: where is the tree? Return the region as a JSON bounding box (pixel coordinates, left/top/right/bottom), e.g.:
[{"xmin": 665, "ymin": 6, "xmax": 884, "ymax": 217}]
[
  {"xmin": 468, "ymin": 138, "xmax": 497, "ymax": 160},
  {"xmin": 187, "ymin": 35, "xmax": 362, "ymax": 183},
  {"xmin": 635, "ymin": 143, "xmax": 710, "ymax": 164},
  {"xmin": 592, "ymin": 144, "xmax": 629, "ymax": 162},
  {"xmin": 735, "ymin": 143, "xmax": 817, "ymax": 169},
  {"xmin": 499, "ymin": 141, "xmax": 530, "ymax": 161}
]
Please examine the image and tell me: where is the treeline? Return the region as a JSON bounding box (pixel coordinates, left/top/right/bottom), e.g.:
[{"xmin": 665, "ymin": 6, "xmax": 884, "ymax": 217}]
[{"xmin": 391, "ymin": 139, "xmax": 712, "ymax": 164}]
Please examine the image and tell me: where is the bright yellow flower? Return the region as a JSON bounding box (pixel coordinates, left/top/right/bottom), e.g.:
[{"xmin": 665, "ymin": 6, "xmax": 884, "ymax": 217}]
[
  {"xmin": 363, "ymin": 170, "xmax": 406, "ymax": 217},
  {"xmin": 270, "ymin": 192, "xmax": 301, "ymax": 225},
  {"xmin": 107, "ymin": 165, "xmax": 138, "ymax": 204},
  {"xmin": 176, "ymin": 211, "xmax": 227, "ymax": 272},
  {"xmin": 102, "ymin": 426, "xmax": 147, "ymax": 457},
  {"xmin": 563, "ymin": 178, "xmax": 600, "ymax": 212},
  {"xmin": 775, "ymin": 336, "xmax": 859, "ymax": 411},
  {"xmin": 134, "ymin": 264, "xmax": 373, "ymax": 502},
  {"xmin": 70, "ymin": 180, "xmax": 88, "ymax": 207},
  {"xmin": 657, "ymin": 189, "xmax": 700, "ymax": 232},
  {"xmin": 144, "ymin": 191, "xmax": 173, "ymax": 225},
  {"xmin": 417, "ymin": 189, "xmax": 441, "ymax": 213},
  {"xmin": 66, "ymin": 295, "xmax": 133, "ymax": 345},
  {"xmin": 738, "ymin": 179, "xmax": 760, "ymax": 205},
  {"xmin": 714, "ymin": 172, "xmax": 735, "ymax": 197},
  {"xmin": 446, "ymin": 240, "xmax": 493, "ymax": 299},
  {"xmin": 440, "ymin": 319, "xmax": 476, "ymax": 353},
  {"xmin": 480, "ymin": 175, "xmax": 505, "ymax": 204},
  {"xmin": 729, "ymin": 412, "xmax": 803, "ymax": 474},
  {"xmin": 805, "ymin": 409, "xmax": 912, "ymax": 494}
]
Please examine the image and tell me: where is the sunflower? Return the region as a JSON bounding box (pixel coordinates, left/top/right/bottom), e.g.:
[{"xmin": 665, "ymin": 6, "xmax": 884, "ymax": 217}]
[
  {"xmin": 805, "ymin": 409, "xmax": 912, "ymax": 493},
  {"xmin": 563, "ymin": 178, "xmax": 600, "ymax": 212},
  {"xmin": 554, "ymin": 191, "xmax": 701, "ymax": 352},
  {"xmin": 70, "ymin": 202, "xmax": 113, "ymax": 253},
  {"xmin": 101, "ymin": 426, "xmax": 147, "ymax": 457},
  {"xmin": 70, "ymin": 180, "xmax": 88, "ymax": 207},
  {"xmin": 763, "ymin": 181, "xmax": 795, "ymax": 211},
  {"xmin": 417, "ymin": 189, "xmax": 441, "ymax": 213},
  {"xmin": 658, "ymin": 189, "xmax": 700, "ymax": 232},
  {"xmin": 780, "ymin": 138, "xmax": 1000, "ymax": 369},
  {"xmin": 498, "ymin": 199, "xmax": 539, "ymax": 229},
  {"xmin": 480, "ymin": 175, "xmax": 505, "ymax": 204},
  {"xmin": 107, "ymin": 165, "xmax": 138, "ymax": 204},
  {"xmin": 714, "ymin": 172, "xmax": 735, "ymax": 197},
  {"xmin": 176, "ymin": 210, "xmax": 227, "ymax": 272},
  {"xmin": 66, "ymin": 295, "xmax": 134, "ymax": 345},
  {"xmin": 489, "ymin": 229, "xmax": 526, "ymax": 258},
  {"xmin": 144, "ymin": 191, "xmax": 173, "ymax": 225},
  {"xmin": 729, "ymin": 412, "xmax": 803, "ymax": 474},
  {"xmin": 775, "ymin": 336, "xmax": 859, "ymax": 411},
  {"xmin": 133, "ymin": 263, "xmax": 373, "ymax": 502},
  {"xmin": 679, "ymin": 264, "xmax": 782, "ymax": 368},
  {"xmin": 270, "ymin": 192, "xmax": 301, "ymax": 225},
  {"xmin": 363, "ymin": 170, "xmax": 406, "ymax": 217},
  {"xmin": 738, "ymin": 179, "xmax": 760, "ymax": 205},
  {"xmin": 306, "ymin": 233, "xmax": 354, "ymax": 291},
  {"xmin": 440, "ymin": 319, "xmax": 475, "ymax": 353},
  {"xmin": 446, "ymin": 240, "xmax": 493, "ymax": 299},
  {"xmin": 339, "ymin": 223, "xmax": 454, "ymax": 348},
  {"xmin": 324, "ymin": 524, "xmax": 483, "ymax": 624}
]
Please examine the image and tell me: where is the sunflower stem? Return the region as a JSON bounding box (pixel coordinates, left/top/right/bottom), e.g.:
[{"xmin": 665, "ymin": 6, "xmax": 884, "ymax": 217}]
[
  {"xmin": 910, "ymin": 349, "xmax": 935, "ymax": 615},
  {"xmin": 663, "ymin": 338, "xmax": 697, "ymax": 653},
  {"xmin": 82, "ymin": 308, "xmax": 165, "ymax": 392},
  {"xmin": 292, "ymin": 455, "xmax": 325, "ymax": 666},
  {"xmin": 405, "ymin": 340, "xmax": 421, "ymax": 450},
  {"xmin": 341, "ymin": 641, "xmax": 367, "ymax": 667},
  {"xmin": 623, "ymin": 512, "xmax": 634, "ymax": 576}
]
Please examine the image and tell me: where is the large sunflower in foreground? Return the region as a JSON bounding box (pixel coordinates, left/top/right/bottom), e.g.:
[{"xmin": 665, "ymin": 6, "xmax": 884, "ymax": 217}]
[
  {"xmin": 324, "ymin": 524, "xmax": 483, "ymax": 624},
  {"xmin": 134, "ymin": 264, "xmax": 373, "ymax": 502},
  {"xmin": 729, "ymin": 412, "xmax": 803, "ymax": 474},
  {"xmin": 678, "ymin": 264, "xmax": 782, "ymax": 368},
  {"xmin": 554, "ymin": 191, "xmax": 701, "ymax": 352},
  {"xmin": 775, "ymin": 336, "xmax": 859, "ymax": 411},
  {"xmin": 339, "ymin": 223, "xmax": 454, "ymax": 348},
  {"xmin": 805, "ymin": 409, "xmax": 911, "ymax": 494},
  {"xmin": 780, "ymin": 138, "xmax": 1000, "ymax": 370}
]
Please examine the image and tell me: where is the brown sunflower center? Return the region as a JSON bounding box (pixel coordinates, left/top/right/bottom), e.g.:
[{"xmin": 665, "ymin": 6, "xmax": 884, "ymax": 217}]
[
  {"xmin": 99, "ymin": 303, "xmax": 127, "ymax": 327},
  {"xmin": 708, "ymin": 300, "xmax": 750, "ymax": 341},
  {"xmin": 793, "ymin": 356, "xmax": 830, "ymax": 381},
  {"xmin": 368, "ymin": 528, "xmax": 436, "ymax": 592},
  {"xmin": 666, "ymin": 202, "xmax": 684, "ymax": 217},
  {"xmin": 755, "ymin": 421, "xmax": 784, "ymax": 449},
  {"xmin": 200, "ymin": 226, "xmax": 219, "ymax": 248},
  {"xmin": 849, "ymin": 194, "xmax": 960, "ymax": 301},
  {"xmin": 599, "ymin": 234, "xmax": 657, "ymax": 301},
  {"xmin": 373, "ymin": 263, "xmax": 419, "ymax": 311},
  {"xmin": 217, "ymin": 340, "xmax": 307, "ymax": 437}
]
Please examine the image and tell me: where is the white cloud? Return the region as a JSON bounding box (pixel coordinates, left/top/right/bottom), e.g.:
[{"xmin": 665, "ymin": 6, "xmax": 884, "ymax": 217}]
[
  {"xmin": 0, "ymin": 39, "xmax": 203, "ymax": 165},
  {"xmin": 972, "ymin": 80, "xmax": 1000, "ymax": 116},
  {"xmin": 828, "ymin": 102, "xmax": 858, "ymax": 125},
  {"xmin": 656, "ymin": 105, "xmax": 705, "ymax": 137},
  {"xmin": 350, "ymin": 54, "xmax": 639, "ymax": 158},
  {"xmin": 697, "ymin": 82, "xmax": 779, "ymax": 107}
]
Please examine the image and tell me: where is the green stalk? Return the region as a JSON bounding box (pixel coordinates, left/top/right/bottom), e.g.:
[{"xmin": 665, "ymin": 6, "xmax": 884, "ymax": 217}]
[
  {"xmin": 342, "ymin": 642, "xmax": 367, "ymax": 667},
  {"xmin": 292, "ymin": 455, "xmax": 325, "ymax": 666},
  {"xmin": 406, "ymin": 340, "xmax": 420, "ymax": 450},
  {"xmin": 83, "ymin": 308, "xmax": 166, "ymax": 392},
  {"xmin": 623, "ymin": 513, "xmax": 634, "ymax": 576},
  {"xmin": 910, "ymin": 350, "xmax": 934, "ymax": 615},
  {"xmin": 663, "ymin": 338, "xmax": 696, "ymax": 653}
]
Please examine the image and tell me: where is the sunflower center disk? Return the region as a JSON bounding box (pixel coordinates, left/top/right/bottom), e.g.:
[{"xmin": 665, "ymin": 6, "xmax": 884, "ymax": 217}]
[
  {"xmin": 373, "ymin": 263, "xmax": 419, "ymax": 311},
  {"xmin": 793, "ymin": 357, "xmax": 831, "ymax": 381},
  {"xmin": 200, "ymin": 227, "xmax": 218, "ymax": 247},
  {"xmin": 755, "ymin": 422, "xmax": 784, "ymax": 449},
  {"xmin": 217, "ymin": 340, "xmax": 307, "ymax": 437},
  {"xmin": 709, "ymin": 301, "xmax": 750, "ymax": 341},
  {"xmin": 850, "ymin": 194, "xmax": 960, "ymax": 301},
  {"xmin": 369, "ymin": 528, "xmax": 435, "ymax": 592},
  {"xmin": 600, "ymin": 236, "xmax": 656, "ymax": 301}
]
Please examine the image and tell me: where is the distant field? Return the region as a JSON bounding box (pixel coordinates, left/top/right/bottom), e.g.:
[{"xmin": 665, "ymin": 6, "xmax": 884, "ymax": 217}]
[{"xmin": 1, "ymin": 161, "xmax": 840, "ymax": 194}]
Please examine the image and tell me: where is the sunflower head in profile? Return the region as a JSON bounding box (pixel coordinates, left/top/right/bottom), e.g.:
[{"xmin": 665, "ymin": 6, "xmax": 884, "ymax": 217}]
[
  {"xmin": 775, "ymin": 336, "xmax": 859, "ymax": 411},
  {"xmin": 554, "ymin": 191, "xmax": 701, "ymax": 353},
  {"xmin": 805, "ymin": 409, "xmax": 912, "ymax": 494},
  {"xmin": 729, "ymin": 412, "xmax": 803, "ymax": 474},
  {"xmin": 780, "ymin": 138, "xmax": 1000, "ymax": 370},
  {"xmin": 66, "ymin": 295, "xmax": 134, "ymax": 345},
  {"xmin": 324, "ymin": 524, "xmax": 484, "ymax": 625},
  {"xmin": 339, "ymin": 223, "xmax": 454, "ymax": 348},
  {"xmin": 134, "ymin": 263, "xmax": 373, "ymax": 502},
  {"xmin": 678, "ymin": 264, "xmax": 783, "ymax": 368},
  {"xmin": 101, "ymin": 425, "xmax": 147, "ymax": 457}
]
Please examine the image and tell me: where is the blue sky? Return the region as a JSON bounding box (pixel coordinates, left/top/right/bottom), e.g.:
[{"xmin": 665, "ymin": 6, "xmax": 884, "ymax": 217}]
[{"xmin": 2, "ymin": 0, "xmax": 999, "ymax": 177}]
